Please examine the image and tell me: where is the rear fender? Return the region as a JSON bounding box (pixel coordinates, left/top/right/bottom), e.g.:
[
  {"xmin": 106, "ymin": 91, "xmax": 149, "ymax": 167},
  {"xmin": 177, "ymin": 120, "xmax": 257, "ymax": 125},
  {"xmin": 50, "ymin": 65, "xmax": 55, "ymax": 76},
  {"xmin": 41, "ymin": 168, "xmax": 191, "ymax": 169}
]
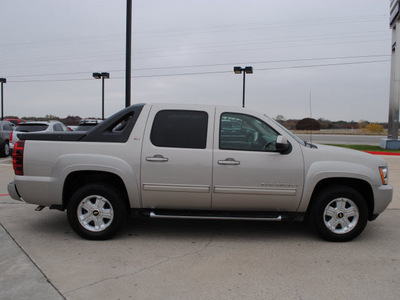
[{"xmin": 52, "ymin": 154, "xmax": 141, "ymax": 208}]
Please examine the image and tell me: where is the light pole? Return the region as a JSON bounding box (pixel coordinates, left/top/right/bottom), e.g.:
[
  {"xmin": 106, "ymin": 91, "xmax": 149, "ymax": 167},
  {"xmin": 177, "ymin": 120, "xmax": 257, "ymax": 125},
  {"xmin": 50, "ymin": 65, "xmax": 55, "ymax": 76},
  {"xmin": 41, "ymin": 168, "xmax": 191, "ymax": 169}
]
[
  {"xmin": 93, "ymin": 72, "xmax": 110, "ymax": 120},
  {"xmin": 0, "ymin": 78, "xmax": 6, "ymax": 120},
  {"xmin": 234, "ymin": 66, "xmax": 253, "ymax": 108}
]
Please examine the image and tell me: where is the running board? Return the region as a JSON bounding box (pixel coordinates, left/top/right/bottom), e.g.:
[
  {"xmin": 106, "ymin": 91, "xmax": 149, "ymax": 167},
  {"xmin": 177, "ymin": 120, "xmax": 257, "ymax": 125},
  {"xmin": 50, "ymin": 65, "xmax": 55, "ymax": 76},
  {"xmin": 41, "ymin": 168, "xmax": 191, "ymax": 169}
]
[
  {"xmin": 35, "ymin": 205, "xmax": 45, "ymax": 211},
  {"xmin": 149, "ymin": 211, "xmax": 282, "ymax": 222}
]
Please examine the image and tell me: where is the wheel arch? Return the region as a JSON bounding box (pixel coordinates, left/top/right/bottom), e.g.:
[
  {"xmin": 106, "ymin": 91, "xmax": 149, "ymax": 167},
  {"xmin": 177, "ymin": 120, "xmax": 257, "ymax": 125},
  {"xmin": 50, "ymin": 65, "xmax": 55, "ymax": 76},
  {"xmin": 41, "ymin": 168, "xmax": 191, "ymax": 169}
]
[
  {"xmin": 63, "ymin": 171, "xmax": 130, "ymax": 210},
  {"xmin": 307, "ymin": 177, "xmax": 375, "ymax": 220}
]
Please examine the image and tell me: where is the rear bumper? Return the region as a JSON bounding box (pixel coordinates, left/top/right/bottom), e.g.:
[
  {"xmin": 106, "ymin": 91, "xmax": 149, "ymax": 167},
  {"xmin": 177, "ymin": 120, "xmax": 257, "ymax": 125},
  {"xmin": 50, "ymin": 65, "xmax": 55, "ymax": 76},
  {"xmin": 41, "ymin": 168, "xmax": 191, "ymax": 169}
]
[{"xmin": 7, "ymin": 181, "xmax": 23, "ymax": 201}]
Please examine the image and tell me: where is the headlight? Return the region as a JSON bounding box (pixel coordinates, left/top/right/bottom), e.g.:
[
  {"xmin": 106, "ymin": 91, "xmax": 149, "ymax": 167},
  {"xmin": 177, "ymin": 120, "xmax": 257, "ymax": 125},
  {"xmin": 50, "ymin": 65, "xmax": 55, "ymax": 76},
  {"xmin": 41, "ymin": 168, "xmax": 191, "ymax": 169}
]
[{"xmin": 379, "ymin": 166, "xmax": 388, "ymax": 185}]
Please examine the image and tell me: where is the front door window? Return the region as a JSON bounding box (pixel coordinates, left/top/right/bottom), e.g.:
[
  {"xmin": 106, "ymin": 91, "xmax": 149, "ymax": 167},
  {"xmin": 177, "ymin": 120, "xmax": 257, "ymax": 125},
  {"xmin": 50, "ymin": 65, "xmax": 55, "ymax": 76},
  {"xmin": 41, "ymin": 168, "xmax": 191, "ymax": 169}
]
[{"xmin": 220, "ymin": 113, "xmax": 279, "ymax": 152}]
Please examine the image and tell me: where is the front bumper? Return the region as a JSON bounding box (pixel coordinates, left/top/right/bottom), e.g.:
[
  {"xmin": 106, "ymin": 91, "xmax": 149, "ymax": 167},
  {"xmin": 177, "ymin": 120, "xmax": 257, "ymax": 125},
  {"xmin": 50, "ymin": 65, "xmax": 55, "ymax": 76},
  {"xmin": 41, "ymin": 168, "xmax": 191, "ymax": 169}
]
[
  {"xmin": 373, "ymin": 184, "xmax": 393, "ymax": 215},
  {"xmin": 7, "ymin": 181, "xmax": 22, "ymax": 201}
]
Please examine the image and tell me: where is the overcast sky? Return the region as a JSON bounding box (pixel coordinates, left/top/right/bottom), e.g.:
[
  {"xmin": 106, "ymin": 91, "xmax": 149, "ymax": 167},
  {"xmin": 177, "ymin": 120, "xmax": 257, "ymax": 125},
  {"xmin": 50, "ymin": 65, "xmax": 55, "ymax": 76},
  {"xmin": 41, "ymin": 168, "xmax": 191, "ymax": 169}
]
[{"xmin": 0, "ymin": 0, "xmax": 393, "ymax": 122}]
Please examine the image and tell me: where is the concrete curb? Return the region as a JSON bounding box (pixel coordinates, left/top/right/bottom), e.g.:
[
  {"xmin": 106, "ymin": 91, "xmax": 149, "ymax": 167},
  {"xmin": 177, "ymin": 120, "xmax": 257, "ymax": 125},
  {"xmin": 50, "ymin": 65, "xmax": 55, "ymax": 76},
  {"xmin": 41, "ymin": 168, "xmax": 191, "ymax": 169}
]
[{"xmin": 364, "ymin": 151, "xmax": 400, "ymax": 156}]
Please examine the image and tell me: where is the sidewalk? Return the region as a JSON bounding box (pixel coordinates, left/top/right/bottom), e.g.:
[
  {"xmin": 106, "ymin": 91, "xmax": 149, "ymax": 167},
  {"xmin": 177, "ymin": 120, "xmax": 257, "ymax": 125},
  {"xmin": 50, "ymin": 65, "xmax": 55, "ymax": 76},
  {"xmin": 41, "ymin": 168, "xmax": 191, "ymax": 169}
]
[{"xmin": 0, "ymin": 224, "xmax": 64, "ymax": 300}]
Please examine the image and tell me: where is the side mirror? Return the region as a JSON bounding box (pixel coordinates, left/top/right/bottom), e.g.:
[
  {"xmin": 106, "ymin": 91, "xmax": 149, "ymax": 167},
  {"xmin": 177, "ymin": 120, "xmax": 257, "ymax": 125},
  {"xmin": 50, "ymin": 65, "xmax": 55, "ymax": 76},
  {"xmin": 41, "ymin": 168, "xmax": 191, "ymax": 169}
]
[{"xmin": 276, "ymin": 135, "xmax": 291, "ymax": 154}]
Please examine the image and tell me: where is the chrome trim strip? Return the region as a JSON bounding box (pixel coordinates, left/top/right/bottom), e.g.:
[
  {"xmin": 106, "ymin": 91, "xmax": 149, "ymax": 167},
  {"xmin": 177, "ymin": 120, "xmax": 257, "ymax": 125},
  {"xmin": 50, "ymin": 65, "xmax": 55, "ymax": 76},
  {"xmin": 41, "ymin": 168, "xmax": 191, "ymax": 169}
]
[
  {"xmin": 214, "ymin": 186, "xmax": 296, "ymax": 196},
  {"xmin": 143, "ymin": 184, "xmax": 210, "ymax": 193},
  {"xmin": 149, "ymin": 212, "xmax": 282, "ymax": 221}
]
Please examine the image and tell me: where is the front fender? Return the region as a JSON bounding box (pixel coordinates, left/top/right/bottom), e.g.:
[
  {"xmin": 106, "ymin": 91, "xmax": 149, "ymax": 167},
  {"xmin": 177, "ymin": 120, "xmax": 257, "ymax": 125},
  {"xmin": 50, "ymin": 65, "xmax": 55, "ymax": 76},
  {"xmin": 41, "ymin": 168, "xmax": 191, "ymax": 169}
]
[{"xmin": 297, "ymin": 161, "xmax": 377, "ymax": 212}]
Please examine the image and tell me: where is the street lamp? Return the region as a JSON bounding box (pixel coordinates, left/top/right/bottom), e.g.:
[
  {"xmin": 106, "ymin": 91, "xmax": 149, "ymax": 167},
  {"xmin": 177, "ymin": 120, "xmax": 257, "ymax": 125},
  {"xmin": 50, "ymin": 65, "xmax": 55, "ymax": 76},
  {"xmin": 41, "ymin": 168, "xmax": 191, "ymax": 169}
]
[
  {"xmin": 0, "ymin": 78, "xmax": 6, "ymax": 120},
  {"xmin": 92, "ymin": 72, "xmax": 110, "ymax": 120},
  {"xmin": 233, "ymin": 66, "xmax": 253, "ymax": 108}
]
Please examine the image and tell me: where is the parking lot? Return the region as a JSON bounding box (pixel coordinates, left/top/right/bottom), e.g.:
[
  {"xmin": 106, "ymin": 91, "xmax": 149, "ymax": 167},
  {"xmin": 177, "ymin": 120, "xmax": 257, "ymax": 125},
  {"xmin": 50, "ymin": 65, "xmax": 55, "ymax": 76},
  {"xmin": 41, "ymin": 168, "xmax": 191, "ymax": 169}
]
[{"xmin": 1, "ymin": 155, "xmax": 400, "ymax": 300}]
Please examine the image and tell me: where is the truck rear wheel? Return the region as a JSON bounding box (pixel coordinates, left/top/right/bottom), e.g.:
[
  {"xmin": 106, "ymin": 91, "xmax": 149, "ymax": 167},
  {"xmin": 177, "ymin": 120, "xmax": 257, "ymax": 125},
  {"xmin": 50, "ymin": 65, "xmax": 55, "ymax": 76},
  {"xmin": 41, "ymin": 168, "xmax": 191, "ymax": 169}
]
[
  {"xmin": 311, "ymin": 186, "xmax": 368, "ymax": 242},
  {"xmin": 67, "ymin": 184, "xmax": 127, "ymax": 240}
]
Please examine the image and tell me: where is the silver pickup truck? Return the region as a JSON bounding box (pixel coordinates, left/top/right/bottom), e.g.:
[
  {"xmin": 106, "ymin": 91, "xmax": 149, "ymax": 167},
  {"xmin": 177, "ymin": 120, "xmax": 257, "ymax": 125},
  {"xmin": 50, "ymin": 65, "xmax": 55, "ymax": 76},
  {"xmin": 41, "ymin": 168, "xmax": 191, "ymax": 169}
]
[{"xmin": 8, "ymin": 103, "xmax": 393, "ymax": 242}]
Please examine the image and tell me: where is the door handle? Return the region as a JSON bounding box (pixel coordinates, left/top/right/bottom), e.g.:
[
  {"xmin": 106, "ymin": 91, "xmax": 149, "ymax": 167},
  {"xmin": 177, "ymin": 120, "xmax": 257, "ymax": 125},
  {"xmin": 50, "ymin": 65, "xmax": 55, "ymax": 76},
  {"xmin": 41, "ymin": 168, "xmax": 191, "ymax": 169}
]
[
  {"xmin": 218, "ymin": 158, "xmax": 240, "ymax": 165},
  {"xmin": 146, "ymin": 155, "xmax": 169, "ymax": 162}
]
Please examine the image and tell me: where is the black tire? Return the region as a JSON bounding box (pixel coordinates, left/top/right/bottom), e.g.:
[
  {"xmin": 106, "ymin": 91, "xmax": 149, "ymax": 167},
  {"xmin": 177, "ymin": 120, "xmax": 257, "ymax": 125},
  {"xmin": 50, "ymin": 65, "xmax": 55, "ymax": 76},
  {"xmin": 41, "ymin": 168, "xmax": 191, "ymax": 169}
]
[
  {"xmin": 310, "ymin": 186, "xmax": 368, "ymax": 242},
  {"xmin": 0, "ymin": 141, "xmax": 10, "ymax": 157},
  {"xmin": 67, "ymin": 183, "xmax": 128, "ymax": 240}
]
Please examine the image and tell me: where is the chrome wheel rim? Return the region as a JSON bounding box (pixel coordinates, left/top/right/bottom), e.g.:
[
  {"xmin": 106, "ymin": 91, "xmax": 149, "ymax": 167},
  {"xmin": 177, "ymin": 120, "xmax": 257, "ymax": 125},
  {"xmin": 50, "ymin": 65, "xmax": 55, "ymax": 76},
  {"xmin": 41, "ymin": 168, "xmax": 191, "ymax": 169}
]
[
  {"xmin": 4, "ymin": 143, "xmax": 9, "ymax": 156},
  {"xmin": 77, "ymin": 195, "xmax": 114, "ymax": 232},
  {"xmin": 323, "ymin": 198, "xmax": 359, "ymax": 234}
]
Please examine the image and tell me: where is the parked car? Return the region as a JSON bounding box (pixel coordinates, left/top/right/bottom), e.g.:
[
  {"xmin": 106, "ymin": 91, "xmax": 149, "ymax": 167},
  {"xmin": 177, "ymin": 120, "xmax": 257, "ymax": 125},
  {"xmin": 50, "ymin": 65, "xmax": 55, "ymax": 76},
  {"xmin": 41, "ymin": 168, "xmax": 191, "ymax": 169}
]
[
  {"xmin": 74, "ymin": 119, "xmax": 102, "ymax": 131},
  {"xmin": 0, "ymin": 120, "xmax": 14, "ymax": 157},
  {"xmin": 9, "ymin": 121, "xmax": 69, "ymax": 154},
  {"xmin": 6, "ymin": 118, "xmax": 26, "ymax": 126}
]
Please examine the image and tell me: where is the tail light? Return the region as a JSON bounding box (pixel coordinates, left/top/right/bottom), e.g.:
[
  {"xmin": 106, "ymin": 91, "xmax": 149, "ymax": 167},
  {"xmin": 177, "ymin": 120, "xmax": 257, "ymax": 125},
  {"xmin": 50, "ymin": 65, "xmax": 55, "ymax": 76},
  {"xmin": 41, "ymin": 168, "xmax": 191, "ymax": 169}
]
[
  {"xmin": 9, "ymin": 131, "xmax": 13, "ymax": 143},
  {"xmin": 13, "ymin": 140, "xmax": 25, "ymax": 175}
]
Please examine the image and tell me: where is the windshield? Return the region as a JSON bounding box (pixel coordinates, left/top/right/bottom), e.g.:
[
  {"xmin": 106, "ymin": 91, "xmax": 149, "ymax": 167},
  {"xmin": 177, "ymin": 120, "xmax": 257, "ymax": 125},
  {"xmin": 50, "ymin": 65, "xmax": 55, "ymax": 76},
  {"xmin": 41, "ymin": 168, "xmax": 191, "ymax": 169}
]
[{"xmin": 265, "ymin": 115, "xmax": 305, "ymax": 146}]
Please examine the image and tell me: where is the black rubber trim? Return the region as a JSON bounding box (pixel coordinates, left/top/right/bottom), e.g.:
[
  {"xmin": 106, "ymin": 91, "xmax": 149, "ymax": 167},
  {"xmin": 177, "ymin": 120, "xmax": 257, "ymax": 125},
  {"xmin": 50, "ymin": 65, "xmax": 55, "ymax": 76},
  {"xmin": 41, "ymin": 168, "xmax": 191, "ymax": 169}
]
[{"xmin": 19, "ymin": 103, "xmax": 145, "ymax": 143}]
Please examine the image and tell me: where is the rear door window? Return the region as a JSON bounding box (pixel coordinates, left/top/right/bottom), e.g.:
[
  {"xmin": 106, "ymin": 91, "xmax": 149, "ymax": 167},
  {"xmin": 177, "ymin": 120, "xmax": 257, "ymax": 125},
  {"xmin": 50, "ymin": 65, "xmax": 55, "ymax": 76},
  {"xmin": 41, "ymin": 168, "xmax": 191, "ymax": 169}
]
[{"xmin": 151, "ymin": 110, "xmax": 208, "ymax": 149}]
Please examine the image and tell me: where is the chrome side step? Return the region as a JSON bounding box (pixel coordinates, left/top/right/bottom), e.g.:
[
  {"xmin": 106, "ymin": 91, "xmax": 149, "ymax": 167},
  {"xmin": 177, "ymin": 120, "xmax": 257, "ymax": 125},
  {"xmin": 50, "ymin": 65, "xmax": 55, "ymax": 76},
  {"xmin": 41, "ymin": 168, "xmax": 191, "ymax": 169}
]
[{"xmin": 149, "ymin": 212, "xmax": 282, "ymax": 222}]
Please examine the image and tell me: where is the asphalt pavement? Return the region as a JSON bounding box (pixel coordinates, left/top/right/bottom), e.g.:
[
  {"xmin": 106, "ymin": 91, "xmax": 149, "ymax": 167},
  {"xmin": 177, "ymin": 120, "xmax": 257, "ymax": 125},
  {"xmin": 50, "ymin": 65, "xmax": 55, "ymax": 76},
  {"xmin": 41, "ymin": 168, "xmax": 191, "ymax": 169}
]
[{"xmin": 1, "ymin": 153, "xmax": 400, "ymax": 300}]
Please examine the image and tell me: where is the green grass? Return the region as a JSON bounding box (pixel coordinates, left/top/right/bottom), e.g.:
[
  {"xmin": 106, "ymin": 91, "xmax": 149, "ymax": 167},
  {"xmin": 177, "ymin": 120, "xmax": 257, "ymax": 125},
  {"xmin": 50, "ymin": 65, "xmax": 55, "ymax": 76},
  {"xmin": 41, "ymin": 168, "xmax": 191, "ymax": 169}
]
[{"xmin": 324, "ymin": 144, "xmax": 400, "ymax": 153}]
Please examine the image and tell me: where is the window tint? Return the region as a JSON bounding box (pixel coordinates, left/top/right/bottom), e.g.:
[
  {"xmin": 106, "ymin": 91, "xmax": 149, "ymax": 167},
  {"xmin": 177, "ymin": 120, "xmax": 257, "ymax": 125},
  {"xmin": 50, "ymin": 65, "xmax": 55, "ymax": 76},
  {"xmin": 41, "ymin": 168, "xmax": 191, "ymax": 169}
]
[
  {"xmin": 61, "ymin": 123, "xmax": 69, "ymax": 131},
  {"xmin": 3, "ymin": 124, "xmax": 12, "ymax": 131},
  {"xmin": 151, "ymin": 110, "xmax": 208, "ymax": 149},
  {"xmin": 220, "ymin": 113, "xmax": 279, "ymax": 152},
  {"xmin": 16, "ymin": 124, "xmax": 49, "ymax": 132},
  {"xmin": 53, "ymin": 124, "xmax": 63, "ymax": 131}
]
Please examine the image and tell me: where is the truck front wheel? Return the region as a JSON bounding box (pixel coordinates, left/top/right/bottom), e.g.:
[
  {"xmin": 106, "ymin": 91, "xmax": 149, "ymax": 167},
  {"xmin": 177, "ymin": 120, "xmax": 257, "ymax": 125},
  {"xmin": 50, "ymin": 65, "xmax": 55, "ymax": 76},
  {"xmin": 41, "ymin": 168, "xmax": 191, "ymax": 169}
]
[
  {"xmin": 67, "ymin": 184, "xmax": 127, "ymax": 240},
  {"xmin": 311, "ymin": 186, "xmax": 368, "ymax": 242}
]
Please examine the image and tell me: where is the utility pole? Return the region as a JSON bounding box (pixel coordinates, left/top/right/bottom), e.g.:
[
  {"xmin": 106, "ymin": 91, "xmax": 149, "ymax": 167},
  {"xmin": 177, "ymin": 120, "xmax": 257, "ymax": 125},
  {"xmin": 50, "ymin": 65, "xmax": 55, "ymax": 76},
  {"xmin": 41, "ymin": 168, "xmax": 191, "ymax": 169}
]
[
  {"xmin": 0, "ymin": 78, "xmax": 6, "ymax": 120},
  {"xmin": 125, "ymin": 0, "xmax": 132, "ymax": 108}
]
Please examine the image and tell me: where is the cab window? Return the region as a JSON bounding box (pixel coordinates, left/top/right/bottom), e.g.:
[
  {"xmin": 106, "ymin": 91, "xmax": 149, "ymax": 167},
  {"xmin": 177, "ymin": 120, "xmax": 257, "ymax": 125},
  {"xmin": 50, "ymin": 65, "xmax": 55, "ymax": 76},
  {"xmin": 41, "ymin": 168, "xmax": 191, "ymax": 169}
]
[
  {"xmin": 151, "ymin": 110, "xmax": 208, "ymax": 149},
  {"xmin": 220, "ymin": 113, "xmax": 279, "ymax": 151}
]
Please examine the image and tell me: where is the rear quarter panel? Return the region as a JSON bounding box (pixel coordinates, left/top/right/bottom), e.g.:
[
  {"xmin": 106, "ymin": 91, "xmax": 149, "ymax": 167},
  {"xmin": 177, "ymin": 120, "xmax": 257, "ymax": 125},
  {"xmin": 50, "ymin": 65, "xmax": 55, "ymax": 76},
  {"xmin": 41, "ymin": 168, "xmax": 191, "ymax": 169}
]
[{"xmin": 15, "ymin": 105, "xmax": 151, "ymax": 207}]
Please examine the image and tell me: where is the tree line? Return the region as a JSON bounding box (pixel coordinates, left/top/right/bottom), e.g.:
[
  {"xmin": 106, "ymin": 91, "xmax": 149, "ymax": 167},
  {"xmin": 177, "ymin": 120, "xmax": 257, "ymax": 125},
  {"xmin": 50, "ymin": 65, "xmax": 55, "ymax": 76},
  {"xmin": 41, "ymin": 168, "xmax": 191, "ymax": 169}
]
[{"xmin": 275, "ymin": 115, "xmax": 387, "ymax": 133}]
